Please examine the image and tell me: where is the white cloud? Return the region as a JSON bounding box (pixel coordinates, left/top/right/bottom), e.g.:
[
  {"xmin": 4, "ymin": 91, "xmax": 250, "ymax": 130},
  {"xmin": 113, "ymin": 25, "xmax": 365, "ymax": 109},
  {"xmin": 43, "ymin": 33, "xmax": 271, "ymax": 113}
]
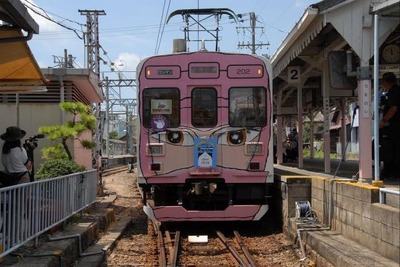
[{"xmin": 113, "ymin": 53, "xmax": 142, "ymax": 72}]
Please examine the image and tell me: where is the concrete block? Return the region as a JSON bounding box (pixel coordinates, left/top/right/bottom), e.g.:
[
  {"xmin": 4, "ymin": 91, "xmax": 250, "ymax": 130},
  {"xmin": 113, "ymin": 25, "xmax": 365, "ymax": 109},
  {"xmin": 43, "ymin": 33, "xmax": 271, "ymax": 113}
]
[
  {"xmin": 381, "ymin": 241, "xmax": 400, "ymax": 263},
  {"xmin": 361, "ymin": 202, "xmax": 372, "ymax": 219},
  {"xmin": 312, "ymin": 187, "xmax": 325, "ymax": 202},
  {"xmin": 311, "ymin": 178, "xmax": 327, "ymax": 190},
  {"xmin": 287, "ymin": 185, "xmax": 311, "ymax": 198},
  {"xmin": 345, "ymin": 211, "xmax": 354, "ymax": 228},
  {"xmin": 382, "ymin": 224, "xmax": 400, "ymax": 247},
  {"xmin": 352, "ymin": 227, "xmax": 364, "ymax": 244},
  {"xmin": 352, "ymin": 213, "xmax": 362, "ymax": 230},
  {"xmin": 311, "ymin": 198, "xmax": 324, "ymax": 214},
  {"xmin": 341, "ymin": 195, "xmax": 354, "ymax": 212},
  {"xmin": 353, "ymin": 199, "xmax": 363, "ymax": 215},
  {"xmin": 360, "ymin": 216, "xmax": 372, "ymax": 233},
  {"xmin": 339, "ymin": 208, "xmax": 347, "ymax": 224},
  {"xmin": 393, "ymin": 209, "xmax": 400, "ymax": 229},
  {"xmin": 340, "ymin": 224, "xmax": 353, "ymax": 240},
  {"xmin": 371, "ymin": 204, "xmax": 399, "ymax": 228},
  {"xmin": 369, "ymin": 219, "xmax": 382, "ymax": 239},
  {"xmin": 334, "ymin": 194, "xmax": 343, "ymax": 209},
  {"xmin": 365, "ymin": 233, "xmax": 382, "ymax": 253}
]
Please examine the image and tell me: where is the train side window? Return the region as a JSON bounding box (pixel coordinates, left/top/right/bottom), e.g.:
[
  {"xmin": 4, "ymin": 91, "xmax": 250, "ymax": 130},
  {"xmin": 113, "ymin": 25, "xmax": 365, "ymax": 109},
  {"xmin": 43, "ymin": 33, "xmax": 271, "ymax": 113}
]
[
  {"xmin": 143, "ymin": 88, "xmax": 180, "ymax": 128},
  {"xmin": 229, "ymin": 87, "xmax": 267, "ymax": 127},
  {"xmin": 191, "ymin": 88, "xmax": 217, "ymax": 127}
]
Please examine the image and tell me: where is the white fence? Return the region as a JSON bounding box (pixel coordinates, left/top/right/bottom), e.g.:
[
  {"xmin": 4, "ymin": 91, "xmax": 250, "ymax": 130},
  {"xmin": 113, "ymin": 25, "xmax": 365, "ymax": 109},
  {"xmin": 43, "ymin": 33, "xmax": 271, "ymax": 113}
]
[{"xmin": 0, "ymin": 170, "xmax": 97, "ymax": 258}]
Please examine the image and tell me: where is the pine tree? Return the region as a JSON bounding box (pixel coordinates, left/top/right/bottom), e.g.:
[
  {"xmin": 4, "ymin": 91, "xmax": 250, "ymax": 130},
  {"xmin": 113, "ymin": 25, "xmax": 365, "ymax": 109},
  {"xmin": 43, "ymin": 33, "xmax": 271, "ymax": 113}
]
[{"xmin": 39, "ymin": 102, "xmax": 96, "ymax": 160}]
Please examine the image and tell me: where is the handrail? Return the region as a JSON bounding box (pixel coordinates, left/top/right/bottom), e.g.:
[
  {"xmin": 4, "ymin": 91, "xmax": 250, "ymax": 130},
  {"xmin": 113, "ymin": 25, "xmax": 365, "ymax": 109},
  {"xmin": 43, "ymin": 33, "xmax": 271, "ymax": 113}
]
[
  {"xmin": 0, "ymin": 170, "xmax": 97, "ymax": 258},
  {"xmin": 379, "ymin": 188, "xmax": 400, "ymax": 204}
]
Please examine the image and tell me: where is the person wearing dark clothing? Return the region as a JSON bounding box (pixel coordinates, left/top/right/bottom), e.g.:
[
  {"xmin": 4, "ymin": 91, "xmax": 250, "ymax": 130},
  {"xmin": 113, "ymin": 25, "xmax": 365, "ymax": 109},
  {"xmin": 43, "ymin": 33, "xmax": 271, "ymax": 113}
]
[
  {"xmin": 286, "ymin": 129, "xmax": 298, "ymax": 162},
  {"xmin": 379, "ymin": 72, "xmax": 400, "ymax": 180},
  {"xmin": 1, "ymin": 126, "xmax": 32, "ymax": 186}
]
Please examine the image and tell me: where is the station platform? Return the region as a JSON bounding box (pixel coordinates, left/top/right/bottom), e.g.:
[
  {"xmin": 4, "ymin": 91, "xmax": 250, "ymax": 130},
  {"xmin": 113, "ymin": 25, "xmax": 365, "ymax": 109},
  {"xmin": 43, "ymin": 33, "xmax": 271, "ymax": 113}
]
[
  {"xmin": 275, "ymin": 158, "xmax": 400, "ymax": 190},
  {"xmin": 274, "ymin": 158, "xmax": 400, "ymax": 266}
]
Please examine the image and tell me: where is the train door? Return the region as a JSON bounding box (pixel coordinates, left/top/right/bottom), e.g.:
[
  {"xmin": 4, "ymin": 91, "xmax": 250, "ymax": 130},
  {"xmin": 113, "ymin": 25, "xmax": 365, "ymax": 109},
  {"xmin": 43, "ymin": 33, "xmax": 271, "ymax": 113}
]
[{"xmin": 189, "ymin": 86, "xmax": 221, "ymax": 171}]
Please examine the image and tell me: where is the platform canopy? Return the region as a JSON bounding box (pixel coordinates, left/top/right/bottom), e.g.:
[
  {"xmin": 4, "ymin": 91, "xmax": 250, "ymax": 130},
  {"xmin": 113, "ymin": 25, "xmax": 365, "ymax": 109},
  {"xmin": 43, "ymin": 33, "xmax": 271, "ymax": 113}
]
[{"xmin": 0, "ymin": 0, "xmax": 47, "ymax": 93}]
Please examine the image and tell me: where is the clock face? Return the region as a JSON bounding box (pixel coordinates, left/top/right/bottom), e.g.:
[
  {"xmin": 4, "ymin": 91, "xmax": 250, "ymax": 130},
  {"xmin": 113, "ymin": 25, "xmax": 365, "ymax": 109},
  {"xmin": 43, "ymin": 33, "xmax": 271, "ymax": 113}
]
[{"xmin": 382, "ymin": 44, "xmax": 400, "ymax": 63}]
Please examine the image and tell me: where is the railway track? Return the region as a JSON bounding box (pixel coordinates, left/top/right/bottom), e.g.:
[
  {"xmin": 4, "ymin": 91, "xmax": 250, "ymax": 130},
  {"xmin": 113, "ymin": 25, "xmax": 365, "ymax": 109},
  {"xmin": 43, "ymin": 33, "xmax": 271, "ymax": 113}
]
[
  {"xmin": 102, "ymin": 165, "xmax": 129, "ymax": 176},
  {"xmin": 157, "ymin": 227, "xmax": 258, "ymax": 267},
  {"xmin": 103, "ymin": 169, "xmax": 301, "ymax": 266}
]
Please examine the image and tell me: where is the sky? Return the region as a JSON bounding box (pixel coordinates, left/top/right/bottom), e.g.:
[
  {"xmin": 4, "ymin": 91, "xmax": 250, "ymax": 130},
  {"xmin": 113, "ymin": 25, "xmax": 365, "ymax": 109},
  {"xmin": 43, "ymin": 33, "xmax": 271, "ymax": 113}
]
[{"xmin": 22, "ymin": 0, "xmax": 318, "ymax": 75}]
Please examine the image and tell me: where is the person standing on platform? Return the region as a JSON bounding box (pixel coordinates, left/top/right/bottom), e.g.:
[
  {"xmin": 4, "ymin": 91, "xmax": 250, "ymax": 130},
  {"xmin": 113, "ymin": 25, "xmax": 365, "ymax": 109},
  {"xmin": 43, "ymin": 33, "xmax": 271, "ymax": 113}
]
[
  {"xmin": 1, "ymin": 126, "xmax": 32, "ymax": 185},
  {"xmin": 379, "ymin": 72, "xmax": 400, "ymax": 180}
]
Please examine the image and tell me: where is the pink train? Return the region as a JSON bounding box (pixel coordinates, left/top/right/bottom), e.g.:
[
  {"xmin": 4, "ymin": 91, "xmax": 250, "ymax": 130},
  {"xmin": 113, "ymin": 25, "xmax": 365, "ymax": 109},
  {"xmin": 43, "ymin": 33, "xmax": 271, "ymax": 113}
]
[{"xmin": 136, "ymin": 51, "xmax": 273, "ymax": 222}]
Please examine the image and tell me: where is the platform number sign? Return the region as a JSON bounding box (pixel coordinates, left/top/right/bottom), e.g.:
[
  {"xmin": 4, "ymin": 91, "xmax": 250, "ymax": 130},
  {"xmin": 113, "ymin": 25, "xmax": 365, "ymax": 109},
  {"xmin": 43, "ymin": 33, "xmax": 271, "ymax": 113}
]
[{"xmin": 288, "ymin": 66, "xmax": 301, "ymax": 84}]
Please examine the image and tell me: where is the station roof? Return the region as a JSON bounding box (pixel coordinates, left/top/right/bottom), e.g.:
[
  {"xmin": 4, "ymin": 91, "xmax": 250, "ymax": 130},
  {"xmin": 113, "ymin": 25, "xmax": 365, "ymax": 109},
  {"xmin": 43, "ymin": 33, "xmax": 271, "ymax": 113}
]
[
  {"xmin": 271, "ymin": 0, "xmax": 400, "ymax": 114},
  {"xmin": 0, "ymin": 0, "xmax": 46, "ymax": 94},
  {"xmin": 41, "ymin": 68, "xmax": 103, "ymax": 104}
]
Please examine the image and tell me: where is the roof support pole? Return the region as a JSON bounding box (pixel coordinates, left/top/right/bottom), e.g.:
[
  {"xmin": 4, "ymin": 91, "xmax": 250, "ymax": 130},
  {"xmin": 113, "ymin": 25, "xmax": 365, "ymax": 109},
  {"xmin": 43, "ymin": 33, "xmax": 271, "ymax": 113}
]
[
  {"xmin": 322, "ymin": 60, "xmax": 331, "ymax": 174},
  {"xmin": 276, "ymin": 89, "xmax": 284, "ymax": 165},
  {"xmin": 296, "ymin": 81, "xmax": 303, "ymax": 168},
  {"xmin": 357, "ymin": 74, "xmax": 373, "ymax": 181},
  {"xmin": 340, "ymin": 98, "xmax": 347, "ymax": 161},
  {"xmin": 373, "ymin": 14, "xmax": 380, "ymax": 181}
]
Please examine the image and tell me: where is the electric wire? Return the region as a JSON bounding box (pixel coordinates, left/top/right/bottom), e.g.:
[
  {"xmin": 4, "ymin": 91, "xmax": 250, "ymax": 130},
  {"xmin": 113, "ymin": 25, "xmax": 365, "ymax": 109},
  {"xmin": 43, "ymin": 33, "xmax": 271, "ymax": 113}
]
[
  {"xmin": 154, "ymin": 0, "xmax": 171, "ymax": 55},
  {"xmin": 22, "ymin": 0, "xmax": 84, "ymax": 39}
]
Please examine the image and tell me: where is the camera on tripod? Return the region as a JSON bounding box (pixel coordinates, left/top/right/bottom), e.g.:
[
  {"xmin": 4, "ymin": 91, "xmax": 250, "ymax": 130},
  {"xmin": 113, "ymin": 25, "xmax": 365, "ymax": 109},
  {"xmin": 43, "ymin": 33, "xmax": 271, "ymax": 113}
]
[{"xmin": 23, "ymin": 134, "xmax": 45, "ymax": 153}]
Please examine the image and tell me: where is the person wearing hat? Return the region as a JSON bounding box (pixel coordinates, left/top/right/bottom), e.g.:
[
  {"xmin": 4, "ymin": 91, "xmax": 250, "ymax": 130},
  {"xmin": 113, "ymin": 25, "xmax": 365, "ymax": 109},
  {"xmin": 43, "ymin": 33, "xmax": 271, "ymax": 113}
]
[
  {"xmin": 1, "ymin": 126, "xmax": 32, "ymax": 185},
  {"xmin": 379, "ymin": 72, "xmax": 400, "ymax": 180}
]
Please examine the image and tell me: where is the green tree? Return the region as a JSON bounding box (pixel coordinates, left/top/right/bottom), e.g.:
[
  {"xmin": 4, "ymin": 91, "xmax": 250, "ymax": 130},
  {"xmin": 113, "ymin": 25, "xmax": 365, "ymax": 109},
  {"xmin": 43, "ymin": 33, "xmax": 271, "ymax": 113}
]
[
  {"xmin": 109, "ymin": 130, "xmax": 119, "ymax": 139},
  {"xmin": 39, "ymin": 102, "xmax": 96, "ymax": 160}
]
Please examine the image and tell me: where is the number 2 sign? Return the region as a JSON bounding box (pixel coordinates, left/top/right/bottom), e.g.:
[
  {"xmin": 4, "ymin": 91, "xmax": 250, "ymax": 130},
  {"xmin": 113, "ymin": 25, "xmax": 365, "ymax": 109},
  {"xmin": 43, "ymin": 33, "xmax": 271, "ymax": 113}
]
[{"xmin": 288, "ymin": 66, "xmax": 301, "ymax": 83}]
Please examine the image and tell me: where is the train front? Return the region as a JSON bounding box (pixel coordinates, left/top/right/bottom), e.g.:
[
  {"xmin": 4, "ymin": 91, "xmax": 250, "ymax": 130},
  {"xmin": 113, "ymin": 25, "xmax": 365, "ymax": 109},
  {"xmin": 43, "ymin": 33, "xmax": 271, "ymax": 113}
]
[{"xmin": 136, "ymin": 51, "xmax": 273, "ymax": 223}]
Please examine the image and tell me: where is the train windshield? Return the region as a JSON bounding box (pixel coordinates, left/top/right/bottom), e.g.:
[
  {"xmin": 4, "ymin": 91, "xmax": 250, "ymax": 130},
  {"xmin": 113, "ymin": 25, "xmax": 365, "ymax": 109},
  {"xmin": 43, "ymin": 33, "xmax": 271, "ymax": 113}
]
[
  {"xmin": 229, "ymin": 87, "xmax": 267, "ymax": 127},
  {"xmin": 192, "ymin": 88, "xmax": 217, "ymax": 127},
  {"xmin": 142, "ymin": 88, "xmax": 180, "ymax": 128}
]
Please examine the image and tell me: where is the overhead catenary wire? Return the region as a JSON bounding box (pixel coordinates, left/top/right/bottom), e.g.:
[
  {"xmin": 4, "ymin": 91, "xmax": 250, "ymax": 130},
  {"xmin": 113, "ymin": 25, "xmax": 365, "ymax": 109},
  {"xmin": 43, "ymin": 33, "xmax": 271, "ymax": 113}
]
[
  {"xmin": 154, "ymin": 0, "xmax": 172, "ymax": 55},
  {"xmin": 22, "ymin": 0, "xmax": 84, "ymax": 39}
]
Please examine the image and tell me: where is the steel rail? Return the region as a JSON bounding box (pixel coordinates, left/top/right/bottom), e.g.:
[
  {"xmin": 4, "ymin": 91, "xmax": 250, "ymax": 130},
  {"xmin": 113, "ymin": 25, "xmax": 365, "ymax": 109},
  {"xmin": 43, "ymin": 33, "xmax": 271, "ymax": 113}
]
[
  {"xmin": 157, "ymin": 230, "xmax": 167, "ymax": 267},
  {"xmin": 216, "ymin": 231, "xmax": 248, "ymax": 267},
  {"xmin": 234, "ymin": 231, "xmax": 257, "ymax": 267}
]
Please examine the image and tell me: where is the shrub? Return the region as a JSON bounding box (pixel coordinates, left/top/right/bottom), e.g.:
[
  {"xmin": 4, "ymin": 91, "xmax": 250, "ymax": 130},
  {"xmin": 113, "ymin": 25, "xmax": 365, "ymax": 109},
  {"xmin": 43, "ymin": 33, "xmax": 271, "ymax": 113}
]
[{"xmin": 35, "ymin": 159, "xmax": 85, "ymax": 180}]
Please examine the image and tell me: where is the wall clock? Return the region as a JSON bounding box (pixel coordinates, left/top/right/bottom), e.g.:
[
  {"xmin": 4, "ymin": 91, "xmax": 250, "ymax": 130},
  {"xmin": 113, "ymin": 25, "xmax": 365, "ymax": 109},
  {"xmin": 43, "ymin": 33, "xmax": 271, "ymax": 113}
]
[{"xmin": 382, "ymin": 44, "xmax": 400, "ymax": 63}]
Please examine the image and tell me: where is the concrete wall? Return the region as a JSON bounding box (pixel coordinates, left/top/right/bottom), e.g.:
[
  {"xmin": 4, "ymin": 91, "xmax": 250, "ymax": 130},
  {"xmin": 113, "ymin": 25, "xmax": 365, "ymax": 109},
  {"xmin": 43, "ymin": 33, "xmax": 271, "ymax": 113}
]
[
  {"xmin": 0, "ymin": 103, "xmax": 94, "ymax": 172},
  {"xmin": 279, "ymin": 175, "xmax": 400, "ymax": 263}
]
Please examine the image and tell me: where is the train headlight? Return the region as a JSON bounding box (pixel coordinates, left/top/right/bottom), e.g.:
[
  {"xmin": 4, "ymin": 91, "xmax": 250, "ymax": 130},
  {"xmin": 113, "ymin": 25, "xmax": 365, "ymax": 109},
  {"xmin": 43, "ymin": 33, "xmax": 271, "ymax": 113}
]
[
  {"xmin": 227, "ymin": 129, "xmax": 246, "ymax": 145},
  {"xmin": 147, "ymin": 143, "xmax": 165, "ymax": 156},
  {"xmin": 245, "ymin": 142, "xmax": 263, "ymax": 155},
  {"xmin": 167, "ymin": 131, "xmax": 183, "ymax": 144}
]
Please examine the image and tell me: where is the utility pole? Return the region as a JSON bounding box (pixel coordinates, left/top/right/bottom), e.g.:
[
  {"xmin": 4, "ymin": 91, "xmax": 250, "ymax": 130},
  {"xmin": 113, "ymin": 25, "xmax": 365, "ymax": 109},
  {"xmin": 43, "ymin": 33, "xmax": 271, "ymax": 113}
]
[
  {"xmin": 79, "ymin": 9, "xmax": 106, "ymax": 168},
  {"xmin": 237, "ymin": 12, "xmax": 269, "ymax": 54}
]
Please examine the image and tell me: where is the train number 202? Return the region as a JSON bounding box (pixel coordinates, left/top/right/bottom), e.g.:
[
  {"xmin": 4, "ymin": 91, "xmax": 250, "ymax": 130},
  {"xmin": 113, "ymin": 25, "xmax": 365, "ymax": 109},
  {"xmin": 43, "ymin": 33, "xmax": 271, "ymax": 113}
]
[{"xmin": 236, "ymin": 68, "xmax": 250, "ymax": 75}]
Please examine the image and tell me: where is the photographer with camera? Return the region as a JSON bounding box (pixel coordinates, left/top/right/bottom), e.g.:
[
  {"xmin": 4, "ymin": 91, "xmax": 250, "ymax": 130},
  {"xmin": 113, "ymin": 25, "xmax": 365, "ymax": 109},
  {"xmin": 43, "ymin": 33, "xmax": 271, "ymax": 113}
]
[{"xmin": 0, "ymin": 126, "xmax": 32, "ymax": 186}]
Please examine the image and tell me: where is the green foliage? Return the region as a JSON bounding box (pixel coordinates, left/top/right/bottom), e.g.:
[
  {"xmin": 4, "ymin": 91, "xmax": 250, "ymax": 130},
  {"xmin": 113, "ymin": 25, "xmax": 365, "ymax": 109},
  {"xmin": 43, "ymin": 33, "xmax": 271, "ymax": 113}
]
[
  {"xmin": 41, "ymin": 144, "xmax": 68, "ymax": 160},
  {"xmin": 303, "ymin": 148, "xmax": 337, "ymax": 159},
  {"xmin": 109, "ymin": 130, "xmax": 119, "ymax": 139},
  {"xmin": 39, "ymin": 102, "xmax": 96, "ymax": 160},
  {"xmin": 35, "ymin": 159, "xmax": 85, "ymax": 180}
]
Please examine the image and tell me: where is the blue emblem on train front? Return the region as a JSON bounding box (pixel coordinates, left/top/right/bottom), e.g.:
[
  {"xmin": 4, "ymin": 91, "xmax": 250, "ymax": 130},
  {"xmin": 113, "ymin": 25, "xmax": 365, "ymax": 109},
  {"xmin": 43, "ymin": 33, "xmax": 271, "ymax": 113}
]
[{"xmin": 194, "ymin": 138, "xmax": 217, "ymax": 168}]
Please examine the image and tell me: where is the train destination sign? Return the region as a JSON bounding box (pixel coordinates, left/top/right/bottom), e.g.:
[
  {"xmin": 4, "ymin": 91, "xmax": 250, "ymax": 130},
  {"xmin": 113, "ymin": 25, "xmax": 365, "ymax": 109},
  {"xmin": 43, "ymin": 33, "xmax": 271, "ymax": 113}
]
[
  {"xmin": 189, "ymin": 62, "xmax": 220, "ymax": 79},
  {"xmin": 145, "ymin": 66, "xmax": 181, "ymax": 79}
]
